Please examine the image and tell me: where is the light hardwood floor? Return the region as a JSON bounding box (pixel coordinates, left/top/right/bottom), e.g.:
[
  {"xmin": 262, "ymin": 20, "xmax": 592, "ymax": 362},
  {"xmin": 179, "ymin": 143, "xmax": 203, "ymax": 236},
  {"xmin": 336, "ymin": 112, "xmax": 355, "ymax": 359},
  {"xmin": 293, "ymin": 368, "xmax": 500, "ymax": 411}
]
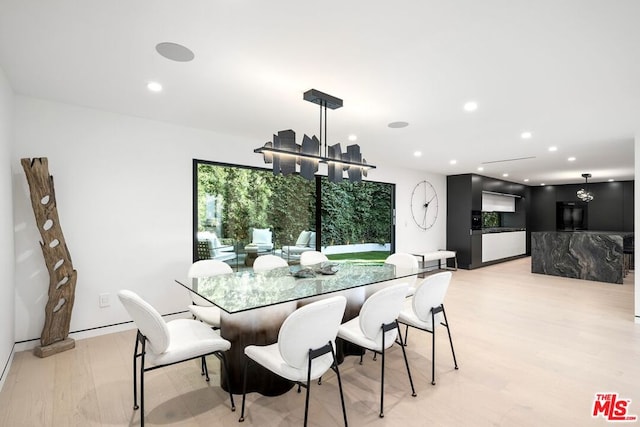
[{"xmin": 1, "ymin": 257, "xmax": 638, "ymax": 426}]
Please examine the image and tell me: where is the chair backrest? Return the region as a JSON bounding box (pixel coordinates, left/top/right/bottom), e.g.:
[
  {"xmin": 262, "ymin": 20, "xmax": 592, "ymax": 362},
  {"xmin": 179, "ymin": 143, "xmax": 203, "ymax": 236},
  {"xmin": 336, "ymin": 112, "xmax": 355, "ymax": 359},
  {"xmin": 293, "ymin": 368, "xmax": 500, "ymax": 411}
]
[
  {"xmin": 307, "ymin": 231, "xmax": 316, "ymax": 248},
  {"xmin": 196, "ymin": 240, "xmax": 212, "ymax": 261},
  {"xmin": 188, "ymin": 259, "xmax": 233, "ymax": 278},
  {"xmin": 295, "ymin": 230, "xmax": 312, "ymax": 247},
  {"xmin": 385, "ymin": 253, "xmax": 419, "ymax": 276},
  {"xmin": 251, "ymin": 228, "xmax": 273, "ymax": 245},
  {"xmin": 187, "ymin": 260, "xmax": 233, "ymax": 306},
  {"xmin": 278, "ymin": 296, "xmax": 347, "ymax": 369},
  {"xmin": 253, "ymin": 254, "xmax": 288, "ymax": 272},
  {"xmin": 300, "ymin": 251, "xmax": 329, "ymax": 266},
  {"xmin": 359, "ymin": 282, "xmax": 409, "ymax": 348},
  {"xmin": 413, "ymin": 271, "xmax": 452, "ymax": 323},
  {"xmin": 117, "ymin": 290, "xmax": 170, "ymax": 354}
]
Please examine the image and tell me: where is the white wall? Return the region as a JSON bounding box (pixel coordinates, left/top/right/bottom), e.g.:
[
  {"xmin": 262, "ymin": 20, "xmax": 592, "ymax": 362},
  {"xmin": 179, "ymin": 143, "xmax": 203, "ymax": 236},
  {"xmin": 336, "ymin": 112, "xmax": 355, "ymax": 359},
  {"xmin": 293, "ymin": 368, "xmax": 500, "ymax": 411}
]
[
  {"xmin": 12, "ymin": 96, "xmax": 446, "ymax": 344},
  {"xmin": 0, "ymin": 66, "xmax": 15, "ymax": 387},
  {"xmin": 373, "ymin": 166, "xmax": 446, "ymax": 254}
]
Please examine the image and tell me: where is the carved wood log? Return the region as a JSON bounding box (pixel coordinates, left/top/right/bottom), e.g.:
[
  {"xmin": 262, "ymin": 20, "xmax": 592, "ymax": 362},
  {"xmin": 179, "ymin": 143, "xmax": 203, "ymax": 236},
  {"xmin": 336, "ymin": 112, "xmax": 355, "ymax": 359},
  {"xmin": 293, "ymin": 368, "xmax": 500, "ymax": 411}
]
[{"xmin": 21, "ymin": 157, "xmax": 77, "ymax": 357}]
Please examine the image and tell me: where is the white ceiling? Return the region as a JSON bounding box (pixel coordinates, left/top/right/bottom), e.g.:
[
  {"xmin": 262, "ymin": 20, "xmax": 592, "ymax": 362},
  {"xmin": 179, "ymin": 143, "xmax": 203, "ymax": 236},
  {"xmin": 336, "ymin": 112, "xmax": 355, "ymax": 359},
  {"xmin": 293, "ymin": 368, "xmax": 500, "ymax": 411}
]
[{"xmin": 1, "ymin": 0, "xmax": 638, "ymax": 185}]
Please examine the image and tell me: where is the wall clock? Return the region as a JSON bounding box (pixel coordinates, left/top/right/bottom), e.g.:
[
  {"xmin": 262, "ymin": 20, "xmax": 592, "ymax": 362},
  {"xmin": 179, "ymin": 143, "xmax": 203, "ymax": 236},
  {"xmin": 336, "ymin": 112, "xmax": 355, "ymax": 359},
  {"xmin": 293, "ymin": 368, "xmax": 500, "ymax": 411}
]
[{"xmin": 411, "ymin": 180, "xmax": 438, "ymax": 230}]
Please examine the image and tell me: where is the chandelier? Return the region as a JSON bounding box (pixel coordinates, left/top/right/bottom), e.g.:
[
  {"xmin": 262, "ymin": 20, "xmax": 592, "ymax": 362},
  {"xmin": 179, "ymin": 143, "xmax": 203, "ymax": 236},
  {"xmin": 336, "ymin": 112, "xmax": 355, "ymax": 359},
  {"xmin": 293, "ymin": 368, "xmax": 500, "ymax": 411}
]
[
  {"xmin": 254, "ymin": 89, "xmax": 376, "ymax": 183},
  {"xmin": 576, "ymin": 173, "xmax": 594, "ymax": 202}
]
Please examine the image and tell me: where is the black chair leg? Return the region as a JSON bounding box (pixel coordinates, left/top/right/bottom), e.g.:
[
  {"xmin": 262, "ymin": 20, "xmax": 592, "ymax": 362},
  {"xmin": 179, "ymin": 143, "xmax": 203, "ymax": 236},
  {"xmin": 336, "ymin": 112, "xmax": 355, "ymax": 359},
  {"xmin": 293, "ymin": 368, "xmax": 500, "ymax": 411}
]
[
  {"xmin": 379, "ymin": 347, "xmax": 385, "ymax": 418},
  {"xmin": 396, "ymin": 323, "xmax": 416, "ymax": 397},
  {"xmin": 202, "ymin": 356, "xmax": 210, "ymax": 382},
  {"xmin": 441, "ymin": 305, "xmax": 459, "ymax": 370},
  {"xmin": 379, "ymin": 324, "xmax": 387, "ymax": 418},
  {"xmin": 304, "ymin": 355, "xmax": 313, "ymax": 427},
  {"xmin": 330, "ymin": 346, "xmax": 349, "ymax": 427},
  {"xmin": 239, "ymin": 357, "xmax": 249, "ymax": 422},
  {"xmin": 133, "ymin": 336, "xmax": 139, "ymax": 410},
  {"xmin": 140, "ymin": 354, "xmax": 146, "ymax": 426},
  {"xmin": 217, "ymin": 352, "xmax": 236, "ymax": 411},
  {"xmin": 431, "ymin": 311, "xmax": 436, "ymax": 385}
]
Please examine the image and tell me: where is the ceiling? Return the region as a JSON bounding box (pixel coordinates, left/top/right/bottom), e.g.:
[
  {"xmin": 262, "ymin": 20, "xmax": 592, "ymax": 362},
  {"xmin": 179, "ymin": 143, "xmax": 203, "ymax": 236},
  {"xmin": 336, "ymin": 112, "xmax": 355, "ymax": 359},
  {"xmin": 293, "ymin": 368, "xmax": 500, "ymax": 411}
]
[{"xmin": 1, "ymin": 0, "xmax": 638, "ymax": 185}]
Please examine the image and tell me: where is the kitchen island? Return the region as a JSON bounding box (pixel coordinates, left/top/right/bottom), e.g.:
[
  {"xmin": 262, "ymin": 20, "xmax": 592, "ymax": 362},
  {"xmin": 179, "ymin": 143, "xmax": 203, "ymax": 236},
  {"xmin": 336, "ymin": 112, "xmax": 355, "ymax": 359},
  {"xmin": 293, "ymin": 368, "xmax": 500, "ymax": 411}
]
[{"xmin": 531, "ymin": 231, "xmax": 633, "ymax": 284}]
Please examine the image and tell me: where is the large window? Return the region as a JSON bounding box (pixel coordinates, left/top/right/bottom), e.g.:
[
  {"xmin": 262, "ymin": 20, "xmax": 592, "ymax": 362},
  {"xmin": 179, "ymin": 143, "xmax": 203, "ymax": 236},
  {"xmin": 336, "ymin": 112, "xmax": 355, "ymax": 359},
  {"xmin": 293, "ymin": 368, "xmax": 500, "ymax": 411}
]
[{"xmin": 193, "ymin": 160, "xmax": 394, "ymax": 267}]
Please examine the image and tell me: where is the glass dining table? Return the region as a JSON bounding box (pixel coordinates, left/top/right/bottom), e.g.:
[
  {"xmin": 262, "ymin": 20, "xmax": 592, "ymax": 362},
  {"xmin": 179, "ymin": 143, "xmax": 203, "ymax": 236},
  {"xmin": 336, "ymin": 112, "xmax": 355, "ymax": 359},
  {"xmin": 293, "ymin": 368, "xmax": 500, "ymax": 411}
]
[{"xmin": 176, "ymin": 262, "xmax": 426, "ymax": 396}]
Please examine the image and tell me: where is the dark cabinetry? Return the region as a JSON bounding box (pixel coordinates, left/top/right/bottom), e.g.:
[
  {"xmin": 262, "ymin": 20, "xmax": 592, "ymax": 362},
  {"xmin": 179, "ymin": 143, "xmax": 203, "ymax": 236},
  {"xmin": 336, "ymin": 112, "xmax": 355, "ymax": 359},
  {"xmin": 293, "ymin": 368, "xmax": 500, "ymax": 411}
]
[
  {"xmin": 529, "ymin": 181, "xmax": 633, "ymax": 232},
  {"xmin": 447, "ymin": 174, "xmax": 529, "ymax": 269},
  {"xmin": 447, "ymin": 175, "xmax": 474, "ymax": 269},
  {"xmin": 449, "ymin": 175, "xmax": 634, "ymax": 269},
  {"xmin": 623, "ymin": 182, "xmax": 634, "ymax": 231},
  {"xmin": 529, "ymin": 186, "xmax": 556, "ymax": 231}
]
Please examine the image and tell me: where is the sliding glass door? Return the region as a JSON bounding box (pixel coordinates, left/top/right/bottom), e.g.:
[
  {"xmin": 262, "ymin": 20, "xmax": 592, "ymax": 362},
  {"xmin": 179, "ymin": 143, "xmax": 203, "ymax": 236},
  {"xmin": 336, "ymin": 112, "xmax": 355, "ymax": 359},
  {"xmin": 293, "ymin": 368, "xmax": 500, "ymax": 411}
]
[
  {"xmin": 320, "ymin": 178, "xmax": 394, "ymax": 263},
  {"xmin": 194, "ymin": 159, "xmax": 394, "ymax": 267}
]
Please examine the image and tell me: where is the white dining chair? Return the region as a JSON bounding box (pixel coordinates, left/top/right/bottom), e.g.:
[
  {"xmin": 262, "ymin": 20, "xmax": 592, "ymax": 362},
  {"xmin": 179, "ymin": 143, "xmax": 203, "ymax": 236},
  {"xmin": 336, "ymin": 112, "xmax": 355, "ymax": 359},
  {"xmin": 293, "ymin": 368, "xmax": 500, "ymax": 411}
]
[
  {"xmin": 397, "ymin": 271, "xmax": 458, "ymax": 386},
  {"xmin": 239, "ymin": 295, "xmax": 348, "ymax": 427},
  {"xmin": 187, "ymin": 259, "xmax": 233, "ymax": 328},
  {"xmin": 300, "ymin": 250, "xmax": 328, "ymax": 267},
  {"xmin": 337, "ymin": 282, "xmax": 416, "ymax": 418},
  {"xmin": 384, "ymin": 252, "xmax": 420, "ymax": 296},
  {"xmin": 252, "ymin": 254, "xmax": 288, "ymax": 272},
  {"xmin": 117, "ymin": 290, "xmax": 235, "ymax": 426}
]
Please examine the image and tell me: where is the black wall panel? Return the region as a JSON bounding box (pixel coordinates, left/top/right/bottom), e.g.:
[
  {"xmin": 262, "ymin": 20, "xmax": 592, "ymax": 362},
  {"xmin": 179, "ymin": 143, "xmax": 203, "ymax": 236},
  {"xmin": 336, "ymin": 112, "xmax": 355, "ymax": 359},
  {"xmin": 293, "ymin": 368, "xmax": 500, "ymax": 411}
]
[
  {"xmin": 529, "ymin": 181, "xmax": 633, "ymax": 232},
  {"xmin": 447, "ymin": 174, "xmax": 473, "ymax": 268},
  {"xmin": 530, "ymin": 186, "xmax": 557, "ymax": 231},
  {"xmin": 623, "ymin": 181, "xmax": 634, "ymax": 231},
  {"xmin": 588, "ymin": 182, "xmax": 623, "ymax": 231}
]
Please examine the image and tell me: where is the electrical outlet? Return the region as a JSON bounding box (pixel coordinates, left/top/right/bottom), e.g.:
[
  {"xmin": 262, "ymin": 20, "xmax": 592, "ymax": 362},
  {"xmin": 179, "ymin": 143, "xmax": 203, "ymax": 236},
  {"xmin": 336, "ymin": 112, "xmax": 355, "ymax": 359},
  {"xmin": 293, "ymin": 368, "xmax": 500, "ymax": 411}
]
[{"xmin": 99, "ymin": 293, "xmax": 110, "ymax": 308}]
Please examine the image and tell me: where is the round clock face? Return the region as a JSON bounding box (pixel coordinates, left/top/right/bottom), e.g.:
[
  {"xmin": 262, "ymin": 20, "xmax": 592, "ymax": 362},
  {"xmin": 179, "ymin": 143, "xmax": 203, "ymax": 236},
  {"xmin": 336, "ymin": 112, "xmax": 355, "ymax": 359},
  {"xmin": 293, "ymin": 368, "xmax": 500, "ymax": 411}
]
[{"xmin": 411, "ymin": 180, "xmax": 438, "ymax": 230}]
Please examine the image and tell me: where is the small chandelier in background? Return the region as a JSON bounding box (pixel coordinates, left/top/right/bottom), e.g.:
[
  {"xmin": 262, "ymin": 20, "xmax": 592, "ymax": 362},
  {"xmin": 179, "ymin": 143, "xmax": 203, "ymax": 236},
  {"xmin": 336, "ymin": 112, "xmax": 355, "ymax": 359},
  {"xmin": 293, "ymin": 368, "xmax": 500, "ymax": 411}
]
[
  {"xmin": 577, "ymin": 173, "xmax": 594, "ymax": 202},
  {"xmin": 254, "ymin": 89, "xmax": 376, "ymax": 183}
]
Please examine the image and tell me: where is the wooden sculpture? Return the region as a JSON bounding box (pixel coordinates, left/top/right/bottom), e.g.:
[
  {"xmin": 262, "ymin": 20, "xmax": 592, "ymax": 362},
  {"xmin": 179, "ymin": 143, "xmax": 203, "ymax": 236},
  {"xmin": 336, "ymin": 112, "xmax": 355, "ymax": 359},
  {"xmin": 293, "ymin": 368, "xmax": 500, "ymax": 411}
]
[{"xmin": 21, "ymin": 157, "xmax": 77, "ymax": 357}]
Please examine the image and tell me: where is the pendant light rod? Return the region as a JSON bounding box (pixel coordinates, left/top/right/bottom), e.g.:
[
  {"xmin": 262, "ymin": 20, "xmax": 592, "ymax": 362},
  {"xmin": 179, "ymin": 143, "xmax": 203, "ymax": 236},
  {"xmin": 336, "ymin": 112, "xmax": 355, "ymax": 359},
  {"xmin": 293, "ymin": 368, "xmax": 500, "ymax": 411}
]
[
  {"xmin": 305, "ymin": 89, "xmax": 340, "ymax": 158},
  {"xmin": 324, "ymin": 101, "xmax": 328, "ymax": 157}
]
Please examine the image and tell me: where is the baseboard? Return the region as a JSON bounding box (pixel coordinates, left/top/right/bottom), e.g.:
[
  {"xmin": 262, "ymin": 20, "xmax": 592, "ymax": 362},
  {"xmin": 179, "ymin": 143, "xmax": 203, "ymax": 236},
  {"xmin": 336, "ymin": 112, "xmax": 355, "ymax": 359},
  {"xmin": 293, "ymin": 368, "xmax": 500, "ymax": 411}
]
[
  {"xmin": 0, "ymin": 343, "xmax": 16, "ymax": 391},
  {"xmin": 14, "ymin": 310, "xmax": 190, "ymax": 352}
]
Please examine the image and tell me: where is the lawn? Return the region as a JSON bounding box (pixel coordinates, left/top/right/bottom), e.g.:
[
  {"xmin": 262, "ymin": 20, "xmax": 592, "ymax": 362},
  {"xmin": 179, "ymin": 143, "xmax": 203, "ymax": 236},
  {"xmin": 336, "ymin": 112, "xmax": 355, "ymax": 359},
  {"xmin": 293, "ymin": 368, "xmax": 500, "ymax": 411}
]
[{"xmin": 326, "ymin": 251, "xmax": 390, "ymax": 265}]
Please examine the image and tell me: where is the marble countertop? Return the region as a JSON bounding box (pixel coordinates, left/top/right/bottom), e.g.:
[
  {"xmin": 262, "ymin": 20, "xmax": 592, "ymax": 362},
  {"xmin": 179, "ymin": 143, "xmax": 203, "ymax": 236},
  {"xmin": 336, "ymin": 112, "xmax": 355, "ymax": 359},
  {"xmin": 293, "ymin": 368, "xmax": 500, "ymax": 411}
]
[{"xmin": 533, "ymin": 230, "xmax": 633, "ymax": 236}]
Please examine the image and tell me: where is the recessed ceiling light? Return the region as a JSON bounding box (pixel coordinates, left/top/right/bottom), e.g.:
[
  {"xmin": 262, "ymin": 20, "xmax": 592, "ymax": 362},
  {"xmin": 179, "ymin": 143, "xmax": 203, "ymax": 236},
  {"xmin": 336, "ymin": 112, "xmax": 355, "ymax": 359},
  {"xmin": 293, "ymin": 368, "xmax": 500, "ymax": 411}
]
[
  {"xmin": 348, "ymin": 134, "xmax": 357, "ymax": 141},
  {"xmin": 477, "ymin": 167, "xmax": 484, "ymax": 171},
  {"xmin": 524, "ymin": 178, "xmax": 529, "ymax": 182},
  {"xmin": 520, "ymin": 132, "xmax": 532, "ymax": 139},
  {"xmin": 502, "ymin": 173, "xmax": 509, "ymax": 177},
  {"xmin": 608, "ymin": 178, "xmax": 615, "ymax": 182},
  {"xmin": 568, "ymin": 156, "xmax": 576, "ymax": 161},
  {"xmin": 155, "ymin": 42, "xmax": 195, "ymax": 62},
  {"xmin": 414, "ymin": 151, "xmax": 422, "ymax": 157},
  {"xmin": 147, "ymin": 81, "xmax": 163, "ymax": 92},
  {"xmin": 388, "ymin": 121, "xmax": 409, "ymax": 128},
  {"xmin": 449, "ymin": 159, "xmax": 457, "ymax": 165},
  {"xmin": 540, "ymin": 183, "xmax": 546, "ymax": 186},
  {"xmin": 463, "ymin": 101, "xmax": 478, "ymax": 112},
  {"xmin": 548, "ymin": 146, "xmax": 558, "ymax": 152}
]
